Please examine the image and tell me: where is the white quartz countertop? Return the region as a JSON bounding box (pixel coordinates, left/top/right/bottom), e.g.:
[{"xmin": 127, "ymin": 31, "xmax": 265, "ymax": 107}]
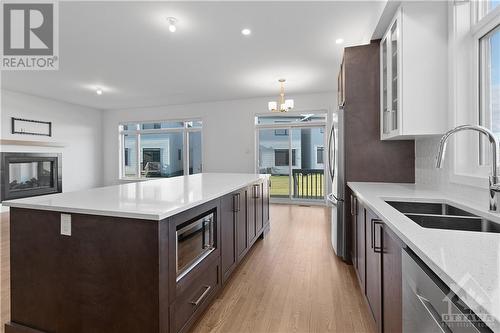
[
  {"xmin": 2, "ymin": 173, "xmax": 266, "ymax": 221},
  {"xmin": 348, "ymin": 182, "xmax": 500, "ymax": 332}
]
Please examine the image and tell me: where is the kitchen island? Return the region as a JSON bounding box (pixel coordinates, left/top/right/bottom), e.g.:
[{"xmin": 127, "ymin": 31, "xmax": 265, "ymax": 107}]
[{"xmin": 3, "ymin": 173, "xmax": 270, "ymax": 333}]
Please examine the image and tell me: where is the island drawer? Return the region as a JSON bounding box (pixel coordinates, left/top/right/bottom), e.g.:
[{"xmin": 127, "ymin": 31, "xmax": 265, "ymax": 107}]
[{"xmin": 170, "ymin": 255, "xmax": 220, "ymax": 333}]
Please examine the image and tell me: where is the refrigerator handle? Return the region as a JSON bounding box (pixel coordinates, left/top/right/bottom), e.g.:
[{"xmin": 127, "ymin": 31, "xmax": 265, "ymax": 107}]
[{"xmin": 328, "ymin": 125, "xmax": 336, "ymax": 181}]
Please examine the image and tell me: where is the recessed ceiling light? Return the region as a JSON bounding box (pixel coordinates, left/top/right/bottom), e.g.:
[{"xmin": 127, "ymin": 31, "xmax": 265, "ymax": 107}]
[
  {"xmin": 96, "ymin": 88, "xmax": 103, "ymax": 95},
  {"xmin": 241, "ymin": 28, "xmax": 252, "ymax": 36},
  {"xmin": 166, "ymin": 17, "xmax": 177, "ymax": 33},
  {"xmin": 335, "ymin": 38, "xmax": 344, "ymax": 44}
]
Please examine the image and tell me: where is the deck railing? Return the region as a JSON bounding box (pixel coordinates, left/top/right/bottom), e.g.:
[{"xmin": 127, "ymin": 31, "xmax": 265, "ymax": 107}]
[{"xmin": 292, "ymin": 169, "xmax": 324, "ymax": 200}]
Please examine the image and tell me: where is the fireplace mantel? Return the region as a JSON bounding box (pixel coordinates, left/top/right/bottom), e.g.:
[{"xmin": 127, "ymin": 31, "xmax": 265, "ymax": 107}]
[{"xmin": 0, "ymin": 139, "xmax": 66, "ymax": 148}]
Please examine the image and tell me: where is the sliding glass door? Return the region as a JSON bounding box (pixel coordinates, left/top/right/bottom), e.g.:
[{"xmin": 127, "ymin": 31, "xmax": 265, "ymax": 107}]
[
  {"xmin": 258, "ymin": 129, "xmax": 291, "ymax": 198},
  {"xmin": 290, "ymin": 127, "xmax": 325, "ymax": 200},
  {"xmin": 256, "ymin": 113, "xmax": 327, "ymax": 203}
]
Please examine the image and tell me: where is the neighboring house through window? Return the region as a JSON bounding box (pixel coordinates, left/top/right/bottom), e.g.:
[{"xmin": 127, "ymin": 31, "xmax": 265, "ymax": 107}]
[
  {"xmin": 124, "ymin": 148, "xmax": 130, "ymax": 166},
  {"xmin": 119, "ymin": 120, "xmax": 203, "ymax": 179},
  {"xmin": 316, "ymin": 146, "xmax": 324, "ymax": 164},
  {"xmin": 275, "ymin": 149, "xmax": 296, "ymax": 166}
]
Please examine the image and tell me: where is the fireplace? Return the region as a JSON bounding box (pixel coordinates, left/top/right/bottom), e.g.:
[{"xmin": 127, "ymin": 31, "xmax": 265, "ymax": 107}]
[{"xmin": 1, "ymin": 153, "xmax": 62, "ymax": 201}]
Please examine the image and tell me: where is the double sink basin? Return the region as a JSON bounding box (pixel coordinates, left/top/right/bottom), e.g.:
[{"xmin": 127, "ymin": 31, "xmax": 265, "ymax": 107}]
[{"xmin": 386, "ymin": 201, "xmax": 500, "ymax": 233}]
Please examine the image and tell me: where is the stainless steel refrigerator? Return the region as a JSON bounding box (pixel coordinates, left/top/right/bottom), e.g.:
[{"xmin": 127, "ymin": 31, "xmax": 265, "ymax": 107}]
[{"xmin": 327, "ymin": 109, "xmax": 346, "ymax": 259}]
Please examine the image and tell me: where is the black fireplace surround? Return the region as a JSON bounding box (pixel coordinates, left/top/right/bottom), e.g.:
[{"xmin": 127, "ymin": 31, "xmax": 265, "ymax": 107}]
[{"xmin": 1, "ymin": 152, "xmax": 62, "ymax": 201}]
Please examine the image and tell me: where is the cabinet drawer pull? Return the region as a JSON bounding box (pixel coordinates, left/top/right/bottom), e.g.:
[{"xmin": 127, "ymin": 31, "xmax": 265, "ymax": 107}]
[
  {"xmin": 233, "ymin": 193, "xmax": 240, "ymax": 212},
  {"xmin": 371, "ymin": 219, "xmax": 383, "ymax": 253},
  {"xmin": 189, "ymin": 285, "xmax": 211, "ymax": 306},
  {"xmin": 350, "ymin": 196, "xmax": 357, "ymax": 216},
  {"xmin": 253, "ymin": 184, "xmax": 260, "ymax": 199}
]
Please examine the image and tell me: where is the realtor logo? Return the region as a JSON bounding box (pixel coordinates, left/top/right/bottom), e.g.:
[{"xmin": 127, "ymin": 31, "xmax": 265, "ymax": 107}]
[{"xmin": 0, "ymin": 1, "xmax": 59, "ymax": 70}]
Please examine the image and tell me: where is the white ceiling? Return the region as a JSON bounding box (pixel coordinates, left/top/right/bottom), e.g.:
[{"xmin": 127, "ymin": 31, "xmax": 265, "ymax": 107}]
[{"xmin": 1, "ymin": 1, "xmax": 385, "ymax": 110}]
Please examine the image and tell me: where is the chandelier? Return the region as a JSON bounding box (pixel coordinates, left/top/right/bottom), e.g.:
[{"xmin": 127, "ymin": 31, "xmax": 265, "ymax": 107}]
[{"xmin": 268, "ymin": 79, "xmax": 294, "ymax": 112}]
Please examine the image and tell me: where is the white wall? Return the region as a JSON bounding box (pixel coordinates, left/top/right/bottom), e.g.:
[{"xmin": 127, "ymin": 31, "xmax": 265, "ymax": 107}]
[
  {"xmin": 413, "ymin": 2, "xmax": 492, "ymax": 206},
  {"xmin": 0, "ymin": 90, "xmax": 104, "ymax": 192},
  {"xmin": 102, "ymin": 92, "xmax": 336, "ymax": 185}
]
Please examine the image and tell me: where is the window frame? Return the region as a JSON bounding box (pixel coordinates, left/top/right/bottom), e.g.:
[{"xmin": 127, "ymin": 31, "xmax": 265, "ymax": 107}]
[
  {"xmin": 118, "ymin": 119, "xmax": 203, "ymax": 179},
  {"xmin": 449, "ymin": 1, "xmax": 500, "ymax": 188},
  {"xmin": 478, "ymin": 23, "xmax": 500, "ymax": 166}
]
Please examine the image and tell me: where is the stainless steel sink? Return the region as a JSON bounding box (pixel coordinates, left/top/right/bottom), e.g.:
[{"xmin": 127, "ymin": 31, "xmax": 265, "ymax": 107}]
[
  {"xmin": 386, "ymin": 201, "xmax": 475, "ymax": 217},
  {"xmin": 385, "ymin": 201, "xmax": 500, "ymax": 234},
  {"xmin": 405, "ymin": 213, "xmax": 500, "ymax": 233}
]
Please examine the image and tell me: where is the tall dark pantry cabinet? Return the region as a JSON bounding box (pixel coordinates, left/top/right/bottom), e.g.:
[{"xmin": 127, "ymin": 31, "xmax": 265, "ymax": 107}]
[{"xmin": 338, "ymin": 41, "xmax": 415, "ymax": 333}]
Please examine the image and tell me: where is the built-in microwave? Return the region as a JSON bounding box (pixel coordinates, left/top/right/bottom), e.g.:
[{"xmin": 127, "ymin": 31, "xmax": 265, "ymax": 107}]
[{"xmin": 176, "ymin": 209, "xmax": 216, "ymax": 281}]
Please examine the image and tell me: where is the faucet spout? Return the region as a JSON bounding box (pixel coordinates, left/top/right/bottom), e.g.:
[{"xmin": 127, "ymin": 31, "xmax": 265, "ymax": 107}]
[{"xmin": 435, "ymin": 125, "xmax": 500, "ymax": 212}]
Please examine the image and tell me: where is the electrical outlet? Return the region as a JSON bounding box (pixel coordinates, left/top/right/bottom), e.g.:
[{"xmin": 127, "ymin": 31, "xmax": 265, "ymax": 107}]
[{"xmin": 60, "ymin": 214, "xmax": 71, "ymax": 236}]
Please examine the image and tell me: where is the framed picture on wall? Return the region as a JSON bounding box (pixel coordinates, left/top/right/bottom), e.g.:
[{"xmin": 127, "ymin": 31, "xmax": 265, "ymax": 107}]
[{"xmin": 11, "ymin": 118, "xmax": 52, "ymax": 136}]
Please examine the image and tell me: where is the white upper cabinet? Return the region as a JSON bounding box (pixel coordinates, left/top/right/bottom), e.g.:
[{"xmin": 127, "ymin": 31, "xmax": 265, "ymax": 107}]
[{"xmin": 380, "ymin": 2, "xmax": 448, "ymax": 140}]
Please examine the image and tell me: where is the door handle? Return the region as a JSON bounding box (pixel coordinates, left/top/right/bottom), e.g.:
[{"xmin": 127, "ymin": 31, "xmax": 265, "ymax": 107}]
[
  {"xmin": 189, "ymin": 285, "xmax": 212, "ymax": 306},
  {"xmin": 371, "ymin": 219, "xmax": 383, "ymax": 253}
]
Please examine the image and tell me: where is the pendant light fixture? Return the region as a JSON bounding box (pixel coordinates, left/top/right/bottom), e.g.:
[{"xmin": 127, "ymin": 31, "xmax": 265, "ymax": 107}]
[{"xmin": 268, "ymin": 79, "xmax": 294, "ymax": 112}]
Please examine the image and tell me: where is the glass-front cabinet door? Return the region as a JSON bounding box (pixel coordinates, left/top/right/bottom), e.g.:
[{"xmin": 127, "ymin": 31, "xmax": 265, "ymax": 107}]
[
  {"xmin": 390, "ymin": 19, "xmax": 399, "ymax": 132},
  {"xmin": 380, "ymin": 11, "xmax": 401, "ymax": 139},
  {"xmin": 381, "ymin": 37, "xmax": 389, "ymax": 135}
]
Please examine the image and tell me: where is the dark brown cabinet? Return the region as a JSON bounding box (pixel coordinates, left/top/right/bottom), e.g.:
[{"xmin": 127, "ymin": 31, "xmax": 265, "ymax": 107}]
[
  {"xmin": 381, "ymin": 224, "xmax": 403, "ymax": 333},
  {"xmin": 355, "ymin": 197, "xmax": 366, "ymax": 293},
  {"xmin": 236, "ymin": 190, "xmax": 249, "ymax": 262},
  {"xmin": 365, "ymin": 208, "xmax": 383, "ymax": 333},
  {"xmin": 247, "ymin": 185, "xmax": 256, "ymax": 243},
  {"xmin": 221, "ymin": 180, "xmax": 270, "ymax": 285},
  {"xmin": 221, "ymin": 191, "xmax": 239, "ymax": 283},
  {"xmin": 247, "ymin": 181, "xmax": 265, "ymax": 246},
  {"xmin": 350, "ymin": 194, "xmax": 403, "ymax": 333},
  {"xmin": 262, "ymin": 178, "xmax": 270, "ymax": 228},
  {"xmin": 255, "ymin": 183, "xmax": 264, "ymax": 234},
  {"xmin": 221, "ymin": 187, "xmax": 250, "ymax": 283}
]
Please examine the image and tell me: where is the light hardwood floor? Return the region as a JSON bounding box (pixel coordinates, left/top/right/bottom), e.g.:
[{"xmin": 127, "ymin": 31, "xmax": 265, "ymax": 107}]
[
  {"xmin": 190, "ymin": 204, "xmax": 376, "ymax": 333},
  {"xmin": 0, "ymin": 205, "xmax": 375, "ymax": 333}
]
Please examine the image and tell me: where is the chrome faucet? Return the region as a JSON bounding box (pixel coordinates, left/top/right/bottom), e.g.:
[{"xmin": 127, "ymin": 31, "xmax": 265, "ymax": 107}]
[{"xmin": 436, "ymin": 124, "xmax": 500, "ymax": 212}]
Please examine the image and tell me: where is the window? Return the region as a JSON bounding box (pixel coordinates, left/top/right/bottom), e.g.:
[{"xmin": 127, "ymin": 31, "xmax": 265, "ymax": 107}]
[
  {"xmin": 119, "ymin": 120, "xmax": 202, "ymax": 179},
  {"xmin": 439, "ymin": 2, "xmax": 500, "ymax": 185},
  {"xmin": 123, "ymin": 134, "xmax": 137, "ymax": 177},
  {"xmin": 316, "ymin": 146, "xmax": 324, "ymax": 164},
  {"xmin": 480, "ymin": 25, "xmax": 500, "ymax": 139},
  {"xmin": 478, "ymin": 10, "xmax": 500, "ymax": 167},
  {"xmin": 477, "ymin": 0, "xmax": 500, "ymax": 21},
  {"xmin": 274, "ymin": 149, "xmax": 296, "ymax": 166},
  {"xmin": 124, "ymin": 148, "xmax": 130, "ymax": 166}
]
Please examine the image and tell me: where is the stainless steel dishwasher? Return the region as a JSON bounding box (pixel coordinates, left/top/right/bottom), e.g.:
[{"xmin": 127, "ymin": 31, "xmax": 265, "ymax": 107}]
[{"xmin": 402, "ymin": 249, "xmax": 492, "ymax": 333}]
